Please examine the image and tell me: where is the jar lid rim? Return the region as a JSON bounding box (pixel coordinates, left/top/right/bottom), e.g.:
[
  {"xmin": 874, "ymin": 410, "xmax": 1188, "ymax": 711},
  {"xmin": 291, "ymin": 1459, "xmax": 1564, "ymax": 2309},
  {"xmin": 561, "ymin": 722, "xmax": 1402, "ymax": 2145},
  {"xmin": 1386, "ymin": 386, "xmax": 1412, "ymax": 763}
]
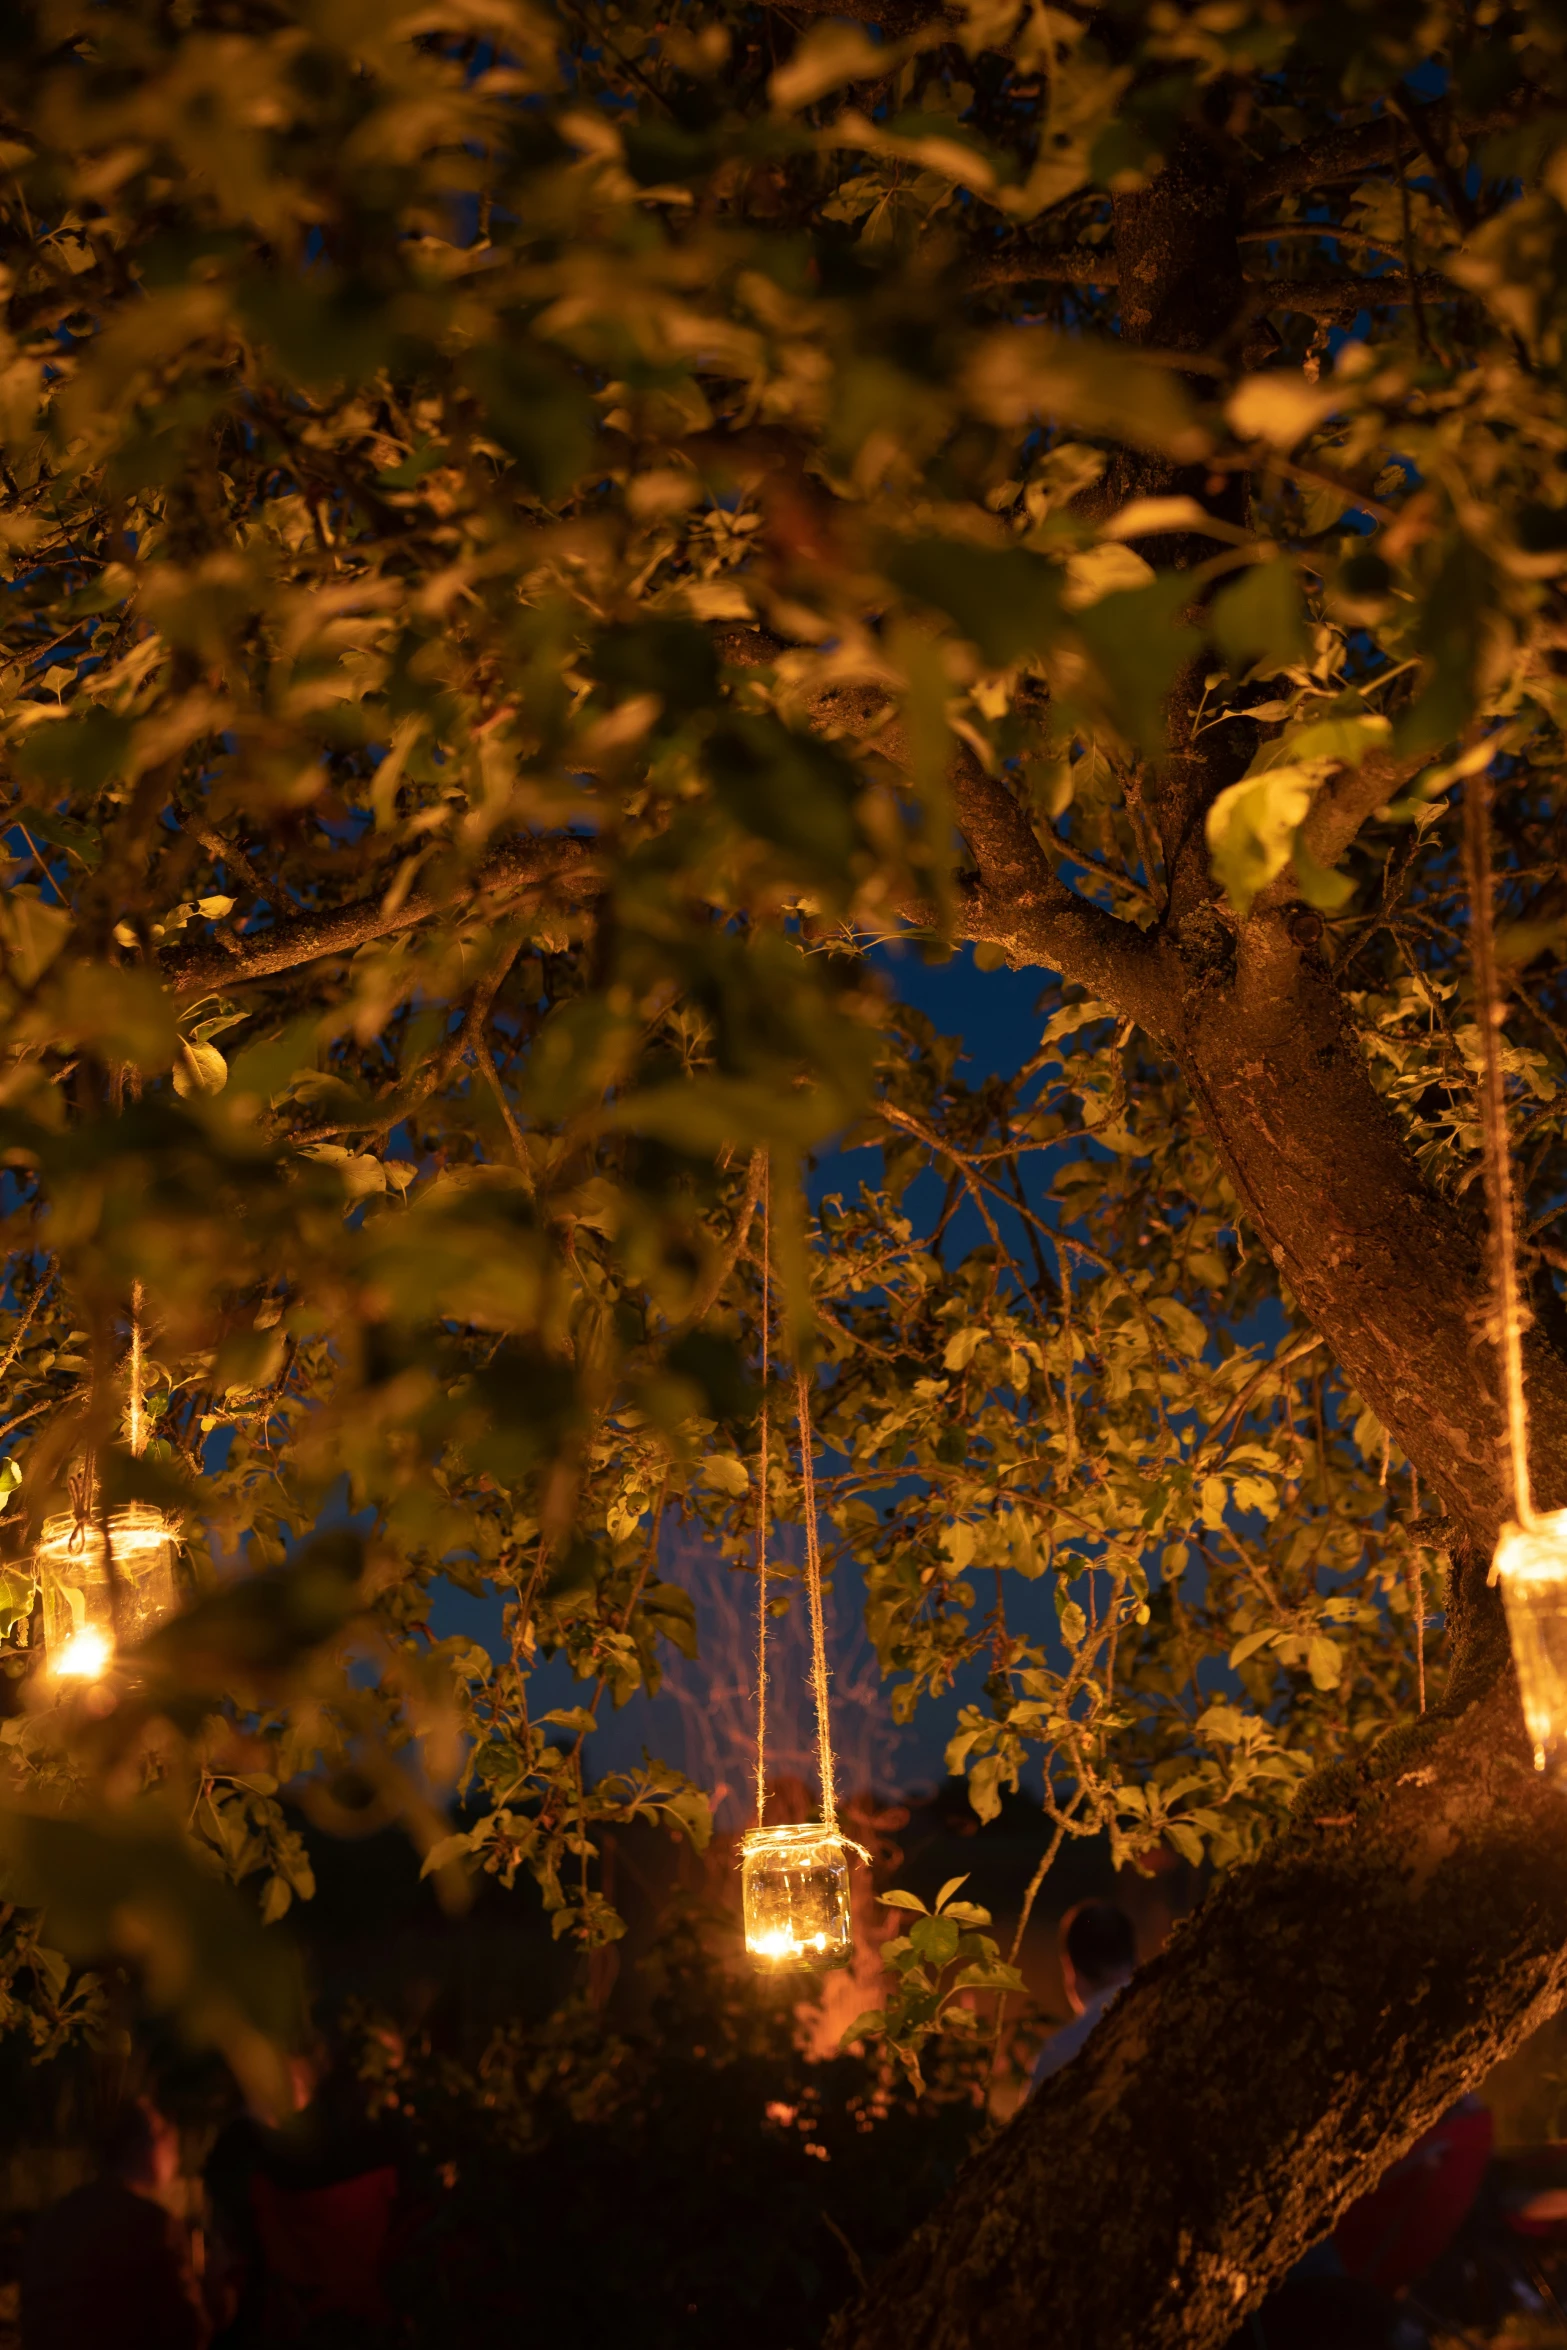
[{"xmin": 740, "ymin": 1821, "xmax": 844, "ymax": 1851}]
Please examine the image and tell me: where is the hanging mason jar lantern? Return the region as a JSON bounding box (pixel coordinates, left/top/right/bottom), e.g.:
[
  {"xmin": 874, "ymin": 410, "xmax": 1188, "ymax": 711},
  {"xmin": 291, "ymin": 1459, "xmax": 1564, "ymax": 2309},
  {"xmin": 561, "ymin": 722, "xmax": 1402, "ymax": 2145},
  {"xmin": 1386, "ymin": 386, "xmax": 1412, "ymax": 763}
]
[
  {"xmin": 1496, "ymin": 1508, "xmax": 1567, "ymax": 1779},
  {"xmin": 35, "ymin": 1502, "xmax": 179, "ymax": 1683},
  {"xmin": 741, "ymin": 1821, "xmax": 854, "ymax": 1972}
]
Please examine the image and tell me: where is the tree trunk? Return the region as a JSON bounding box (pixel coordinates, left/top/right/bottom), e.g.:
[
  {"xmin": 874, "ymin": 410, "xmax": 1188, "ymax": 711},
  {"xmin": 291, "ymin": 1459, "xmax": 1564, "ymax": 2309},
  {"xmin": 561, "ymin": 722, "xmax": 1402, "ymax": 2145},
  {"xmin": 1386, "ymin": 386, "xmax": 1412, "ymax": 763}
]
[
  {"xmin": 834, "ymin": 1670, "xmax": 1567, "ymax": 2350},
  {"xmin": 830, "ymin": 134, "xmax": 1567, "ymax": 2350}
]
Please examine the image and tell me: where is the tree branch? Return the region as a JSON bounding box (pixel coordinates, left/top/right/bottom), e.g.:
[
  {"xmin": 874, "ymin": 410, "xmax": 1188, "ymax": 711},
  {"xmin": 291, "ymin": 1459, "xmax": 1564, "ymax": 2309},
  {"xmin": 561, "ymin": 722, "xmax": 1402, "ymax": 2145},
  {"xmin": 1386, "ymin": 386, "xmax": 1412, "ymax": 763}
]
[
  {"xmin": 1245, "ymin": 268, "xmax": 1456, "ymax": 322},
  {"xmin": 772, "ymin": 0, "xmax": 956, "ymax": 27},
  {"xmin": 1295, "ymin": 749, "xmax": 1426, "ymax": 872},
  {"xmin": 832, "ymin": 1669, "xmax": 1567, "ymax": 2350},
  {"xmin": 1246, "ymin": 90, "xmax": 1542, "ymax": 207},
  {"xmin": 159, "ymin": 836, "xmax": 602, "ymax": 999},
  {"xmin": 969, "ymin": 247, "xmax": 1457, "ymax": 321},
  {"xmin": 944, "ymin": 751, "xmax": 1170, "ymax": 1037},
  {"xmin": 969, "ymin": 243, "xmax": 1117, "ymax": 289},
  {"xmin": 1249, "ymin": 750, "xmax": 1430, "ymax": 918},
  {"xmin": 671, "ymin": 1148, "xmax": 768, "ymax": 1336}
]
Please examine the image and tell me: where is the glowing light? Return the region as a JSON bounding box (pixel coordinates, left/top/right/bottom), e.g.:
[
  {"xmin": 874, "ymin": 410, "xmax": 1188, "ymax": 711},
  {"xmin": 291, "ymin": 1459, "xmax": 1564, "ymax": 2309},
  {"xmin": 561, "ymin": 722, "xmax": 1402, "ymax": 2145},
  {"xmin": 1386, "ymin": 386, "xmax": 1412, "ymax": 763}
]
[
  {"xmin": 34, "ymin": 1504, "xmax": 179, "ymax": 1687},
  {"xmin": 1496, "ymin": 1508, "xmax": 1567, "ymax": 1778},
  {"xmin": 741, "ymin": 1823, "xmax": 853, "ymax": 1973},
  {"xmin": 749, "ymin": 1928, "xmax": 830, "ymax": 1963},
  {"xmin": 51, "ymin": 1623, "xmax": 113, "ymax": 1683}
]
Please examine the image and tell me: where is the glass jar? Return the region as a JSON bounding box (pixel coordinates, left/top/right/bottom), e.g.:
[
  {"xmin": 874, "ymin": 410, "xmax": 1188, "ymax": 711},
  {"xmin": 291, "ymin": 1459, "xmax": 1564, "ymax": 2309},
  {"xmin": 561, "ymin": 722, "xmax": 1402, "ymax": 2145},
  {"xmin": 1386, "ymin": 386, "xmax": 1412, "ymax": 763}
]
[
  {"xmin": 35, "ymin": 1504, "xmax": 179, "ymax": 1682},
  {"xmin": 741, "ymin": 1822, "xmax": 854, "ymax": 1971},
  {"xmin": 1497, "ymin": 1508, "xmax": 1567, "ymax": 1777}
]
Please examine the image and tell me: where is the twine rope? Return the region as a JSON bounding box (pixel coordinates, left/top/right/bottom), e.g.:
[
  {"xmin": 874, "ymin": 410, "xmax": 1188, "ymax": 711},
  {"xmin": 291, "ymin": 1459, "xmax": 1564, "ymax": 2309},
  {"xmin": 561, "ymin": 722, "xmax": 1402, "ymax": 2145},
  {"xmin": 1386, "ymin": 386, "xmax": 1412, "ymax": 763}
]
[
  {"xmin": 750, "ymin": 1151, "xmax": 843, "ymax": 1841},
  {"xmin": 754, "ymin": 1164, "xmax": 771, "ymax": 1828},
  {"xmin": 1463, "ymin": 768, "xmax": 1535, "ymax": 1553},
  {"xmin": 127, "ymin": 1279, "xmax": 145, "ymax": 1460},
  {"xmin": 795, "ymin": 1364, "xmax": 838, "ymax": 1836}
]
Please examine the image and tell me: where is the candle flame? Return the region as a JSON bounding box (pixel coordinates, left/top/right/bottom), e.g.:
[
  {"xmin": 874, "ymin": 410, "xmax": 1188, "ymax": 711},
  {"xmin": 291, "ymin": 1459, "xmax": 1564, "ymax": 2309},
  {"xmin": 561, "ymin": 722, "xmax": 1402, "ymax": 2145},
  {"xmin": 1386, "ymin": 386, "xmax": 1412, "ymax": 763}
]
[
  {"xmin": 52, "ymin": 1625, "xmax": 113, "ymax": 1682},
  {"xmin": 747, "ymin": 1927, "xmax": 831, "ymax": 1962}
]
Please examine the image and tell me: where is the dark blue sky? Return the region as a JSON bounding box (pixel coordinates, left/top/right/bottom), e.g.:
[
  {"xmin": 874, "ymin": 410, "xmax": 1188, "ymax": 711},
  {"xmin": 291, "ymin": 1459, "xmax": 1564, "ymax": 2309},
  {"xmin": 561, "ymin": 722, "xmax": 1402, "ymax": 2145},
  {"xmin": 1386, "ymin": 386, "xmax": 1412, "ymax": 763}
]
[{"xmin": 433, "ymin": 944, "xmax": 1062, "ymax": 1811}]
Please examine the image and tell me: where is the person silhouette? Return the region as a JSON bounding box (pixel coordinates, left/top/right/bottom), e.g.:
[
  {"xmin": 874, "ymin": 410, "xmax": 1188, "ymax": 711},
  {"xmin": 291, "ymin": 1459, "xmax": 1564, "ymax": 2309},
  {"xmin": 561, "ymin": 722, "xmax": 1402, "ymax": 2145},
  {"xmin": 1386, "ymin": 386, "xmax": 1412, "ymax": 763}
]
[
  {"xmin": 1031, "ymin": 1899, "xmax": 1137, "ymax": 2091},
  {"xmin": 21, "ymin": 2093, "xmax": 208, "ymax": 2350},
  {"xmin": 205, "ymin": 2033, "xmax": 409, "ymax": 2345}
]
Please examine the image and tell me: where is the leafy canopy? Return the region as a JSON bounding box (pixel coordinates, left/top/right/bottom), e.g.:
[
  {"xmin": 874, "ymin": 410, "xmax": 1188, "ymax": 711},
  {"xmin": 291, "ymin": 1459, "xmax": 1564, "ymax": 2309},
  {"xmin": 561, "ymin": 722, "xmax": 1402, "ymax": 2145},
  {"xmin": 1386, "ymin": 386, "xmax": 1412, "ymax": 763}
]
[{"xmin": 0, "ymin": 0, "xmax": 1562, "ymax": 2078}]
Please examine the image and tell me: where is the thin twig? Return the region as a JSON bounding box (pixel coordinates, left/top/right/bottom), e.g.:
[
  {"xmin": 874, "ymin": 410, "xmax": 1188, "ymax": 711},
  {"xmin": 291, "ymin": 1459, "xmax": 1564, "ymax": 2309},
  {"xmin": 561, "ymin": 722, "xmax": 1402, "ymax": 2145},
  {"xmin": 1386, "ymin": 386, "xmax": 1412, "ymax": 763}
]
[
  {"xmin": 0, "ymin": 1277, "xmax": 50, "ymax": 1394},
  {"xmin": 676, "ymin": 1148, "xmax": 767, "ymax": 1336}
]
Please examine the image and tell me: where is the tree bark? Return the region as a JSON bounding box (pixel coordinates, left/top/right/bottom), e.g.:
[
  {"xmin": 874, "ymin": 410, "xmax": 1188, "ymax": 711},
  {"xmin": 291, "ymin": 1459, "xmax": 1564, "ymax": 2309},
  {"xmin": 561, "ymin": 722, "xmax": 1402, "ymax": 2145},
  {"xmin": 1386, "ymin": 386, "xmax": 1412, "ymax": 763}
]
[
  {"xmin": 160, "ymin": 834, "xmax": 600, "ymax": 999},
  {"xmin": 826, "ymin": 753, "xmax": 1567, "ymax": 2347},
  {"xmin": 824, "ymin": 111, "xmax": 1567, "ymax": 2350},
  {"xmin": 834, "ymin": 1672, "xmax": 1567, "ymax": 2350}
]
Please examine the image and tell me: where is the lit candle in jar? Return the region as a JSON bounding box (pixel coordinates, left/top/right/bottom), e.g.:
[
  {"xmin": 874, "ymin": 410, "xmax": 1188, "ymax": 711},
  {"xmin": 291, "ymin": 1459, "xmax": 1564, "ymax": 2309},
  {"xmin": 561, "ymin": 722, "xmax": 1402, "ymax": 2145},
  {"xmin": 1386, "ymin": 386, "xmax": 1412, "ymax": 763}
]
[{"xmin": 741, "ymin": 1824, "xmax": 853, "ymax": 1972}]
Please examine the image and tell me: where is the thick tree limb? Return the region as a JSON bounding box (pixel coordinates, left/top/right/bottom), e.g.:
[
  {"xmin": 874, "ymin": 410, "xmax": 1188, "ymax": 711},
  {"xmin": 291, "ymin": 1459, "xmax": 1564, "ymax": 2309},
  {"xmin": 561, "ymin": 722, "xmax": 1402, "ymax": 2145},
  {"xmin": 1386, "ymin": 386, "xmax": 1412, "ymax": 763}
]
[
  {"xmin": 1250, "ymin": 749, "xmax": 1430, "ymax": 916},
  {"xmin": 770, "ymin": 0, "xmax": 956, "ymax": 27},
  {"xmin": 1245, "ymin": 267, "xmax": 1456, "ymax": 320},
  {"xmin": 835, "ymin": 891, "xmax": 1567, "ymax": 2350},
  {"xmin": 160, "ymin": 835, "xmax": 601, "ymax": 999},
  {"xmin": 970, "ymin": 247, "xmax": 1456, "ymax": 321},
  {"xmin": 1246, "ymin": 91, "xmax": 1543, "ymax": 206},
  {"xmin": 853, "ymin": 78, "xmax": 1567, "ymax": 2350},
  {"xmin": 937, "ymin": 751, "xmax": 1170, "ymax": 1036},
  {"xmin": 969, "ymin": 244, "xmax": 1117, "ymax": 289},
  {"xmin": 832, "ymin": 1668, "xmax": 1567, "ymax": 2350}
]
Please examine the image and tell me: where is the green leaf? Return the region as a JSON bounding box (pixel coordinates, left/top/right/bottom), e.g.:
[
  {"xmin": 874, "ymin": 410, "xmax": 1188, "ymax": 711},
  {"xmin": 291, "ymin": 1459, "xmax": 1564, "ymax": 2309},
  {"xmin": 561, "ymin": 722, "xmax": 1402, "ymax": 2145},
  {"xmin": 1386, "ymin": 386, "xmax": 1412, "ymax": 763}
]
[
  {"xmin": 173, "ymin": 1039, "xmax": 228, "ymax": 1098},
  {"xmin": 0, "ymin": 1803, "xmax": 300, "ymax": 2115},
  {"xmin": 772, "ymin": 22, "xmax": 898, "ymax": 110},
  {"xmin": 1306, "ymin": 1634, "xmax": 1343, "ymax": 1691},
  {"xmin": 909, "ymin": 1912, "xmax": 962, "ymax": 1966},
  {"xmin": 48, "ymin": 964, "xmax": 178, "ymax": 1070},
  {"xmin": 878, "ymin": 1887, "xmax": 929, "ymax": 1913},
  {"xmin": 463, "ymin": 336, "xmax": 597, "ymax": 500},
  {"xmin": 0, "ymin": 1566, "xmax": 35, "ymax": 1638},
  {"xmin": 700, "ymin": 1452, "xmax": 751, "ymax": 1497},
  {"xmin": 1292, "ymin": 835, "xmax": 1356, "ymax": 912},
  {"xmin": 1226, "ymin": 371, "xmax": 1340, "ymax": 450},
  {"xmin": 1205, "ymin": 769, "xmax": 1313, "ymax": 917},
  {"xmin": 16, "ymin": 710, "xmax": 134, "ymax": 793},
  {"xmin": 17, "ymin": 804, "xmax": 103, "ymax": 870},
  {"xmin": 948, "ymin": 1959, "xmax": 1025, "ymax": 1993},
  {"xmin": 967, "ymin": 327, "xmax": 1211, "ymax": 462},
  {"xmin": 704, "ymin": 716, "xmax": 861, "ymax": 898},
  {"xmin": 933, "ymin": 1873, "xmax": 970, "ymax": 1912},
  {"xmin": 133, "ymin": 1534, "xmax": 364, "ymax": 1696},
  {"xmin": 1209, "ymin": 560, "xmax": 1309, "ymax": 674},
  {"xmin": 883, "ymin": 537, "xmax": 1063, "ymax": 668},
  {"xmin": 1073, "ymin": 574, "xmax": 1203, "ymax": 756},
  {"xmin": 659, "ymin": 1786, "xmax": 713, "ymax": 1852},
  {"xmin": 1395, "ymin": 542, "xmax": 1496, "ymax": 756}
]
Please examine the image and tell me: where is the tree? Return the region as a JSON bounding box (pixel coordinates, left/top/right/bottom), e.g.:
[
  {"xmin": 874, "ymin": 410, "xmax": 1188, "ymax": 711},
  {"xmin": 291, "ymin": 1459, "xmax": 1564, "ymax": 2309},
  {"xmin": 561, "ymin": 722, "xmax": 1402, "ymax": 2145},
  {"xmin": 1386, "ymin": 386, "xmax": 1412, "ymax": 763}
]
[{"xmin": 0, "ymin": 0, "xmax": 1565, "ymax": 2340}]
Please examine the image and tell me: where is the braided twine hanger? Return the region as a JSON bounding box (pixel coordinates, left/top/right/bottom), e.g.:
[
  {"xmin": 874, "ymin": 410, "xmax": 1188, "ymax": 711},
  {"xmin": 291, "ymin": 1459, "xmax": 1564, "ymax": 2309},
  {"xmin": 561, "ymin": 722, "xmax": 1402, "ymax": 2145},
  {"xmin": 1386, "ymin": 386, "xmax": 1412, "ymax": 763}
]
[
  {"xmin": 1463, "ymin": 767, "xmax": 1537, "ymax": 1564},
  {"xmin": 751, "ymin": 1154, "xmax": 861, "ymax": 1848}
]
